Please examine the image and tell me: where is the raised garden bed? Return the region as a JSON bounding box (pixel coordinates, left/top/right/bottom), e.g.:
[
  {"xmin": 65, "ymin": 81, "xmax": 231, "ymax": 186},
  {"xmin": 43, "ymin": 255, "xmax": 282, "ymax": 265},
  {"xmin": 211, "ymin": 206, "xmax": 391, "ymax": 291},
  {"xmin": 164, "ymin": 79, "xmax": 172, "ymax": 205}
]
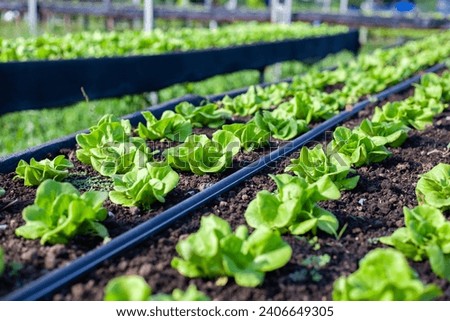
[
  {"xmin": 0, "ymin": 63, "xmax": 446, "ymax": 300},
  {"xmin": 50, "ymin": 71, "xmax": 450, "ymax": 301},
  {"xmin": 1, "ymin": 32, "xmax": 449, "ymax": 299}
]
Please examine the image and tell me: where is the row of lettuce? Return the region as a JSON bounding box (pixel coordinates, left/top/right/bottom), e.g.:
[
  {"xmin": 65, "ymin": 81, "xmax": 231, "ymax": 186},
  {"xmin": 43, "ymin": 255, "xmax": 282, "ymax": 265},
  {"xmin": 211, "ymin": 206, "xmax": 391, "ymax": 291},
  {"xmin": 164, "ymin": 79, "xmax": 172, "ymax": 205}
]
[
  {"xmin": 104, "ymin": 69, "xmax": 450, "ymax": 301},
  {"xmin": 0, "ymin": 34, "xmax": 449, "ymax": 299},
  {"xmin": 6, "ymin": 33, "xmax": 450, "ymax": 244},
  {"xmin": 0, "ymin": 22, "xmax": 347, "ymax": 62}
]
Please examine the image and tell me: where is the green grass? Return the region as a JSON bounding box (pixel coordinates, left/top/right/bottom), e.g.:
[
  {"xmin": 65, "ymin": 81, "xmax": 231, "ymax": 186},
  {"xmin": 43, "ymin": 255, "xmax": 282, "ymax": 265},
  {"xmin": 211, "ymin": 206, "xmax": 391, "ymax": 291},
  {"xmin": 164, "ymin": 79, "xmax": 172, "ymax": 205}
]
[{"xmin": 0, "ymin": 95, "xmax": 149, "ymax": 155}]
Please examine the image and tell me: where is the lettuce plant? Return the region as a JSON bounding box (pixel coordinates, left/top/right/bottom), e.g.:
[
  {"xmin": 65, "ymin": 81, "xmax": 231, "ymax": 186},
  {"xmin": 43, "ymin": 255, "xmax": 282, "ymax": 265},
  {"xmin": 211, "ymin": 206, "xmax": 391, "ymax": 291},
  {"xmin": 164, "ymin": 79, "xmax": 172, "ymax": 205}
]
[
  {"xmin": 245, "ymin": 174, "xmax": 340, "ymax": 236},
  {"xmin": 272, "ymin": 92, "xmax": 314, "ymax": 124},
  {"xmin": 221, "ymin": 83, "xmax": 290, "ymax": 116},
  {"xmin": 413, "ymin": 73, "xmax": 447, "ymax": 103},
  {"xmin": 89, "ymin": 142, "xmax": 152, "ymax": 177},
  {"xmin": 327, "ymin": 127, "xmax": 391, "ymax": 167},
  {"xmin": 380, "ymin": 205, "xmax": 450, "ymax": 281},
  {"xmin": 0, "ymin": 187, "xmax": 5, "ymax": 198},
  {"xmin": 0, "ymin": 247, "xmax": 4, "ymax": 276},
  {"xmin": 15, "ymin": 155, "xmax": 74, "ymax": 186},
  {"xmin": 109, "ymin": 163, "xmax": 179, "ymax": 209},
  {"xmin": 371, "ymin": 101, "xmax": 435, "ymax": 131},
  {"xmin": 76, "ymin": 115, "xmax": 151, "ymax": 177},
  {"xmin": 353, "ymin": 119, "xmax": 410, "ymax": 148},
  {"xmin": 171, "ymin": 214, "xmax": 292, "ymax": 287},
  {"xmin": 333, "ymin": 248, "xmax": 442, "ymax": 301},
  {"xmin": 261, "ymin": 82, "xmax": 291, "ymax": 106},
  {"xmin": 76, "ymin": 115, "xmax": 131, "ymax": 162},
  {"xmin": 137, "ymin": 110, "xmax": 192, "ymax": 142},
  {"xmin": 221, "ymin": 86, "xmax": 266, "ymax": 116},
  {"xmin": 15, "ymin": 180, "xmax": 109, "ymax": 245},
  {"xmin": 222, "ymin": 123, "xmax": 269, "ymax": 151},
  {"xmin": 175, "ymin": 102, "xmax": 231, "ymax": 128},
  {"xmin": 285, "ymin": 144, "xmax": 359, "ymax": 191},
  {"xmin": 164, "ymin": 131, "xmax": 240, "ymax": 175},
  {"xmin": 104, "ymin": 275, "xmax": 209, "ymax": 301},
  {"xmin": 416, "ymin": 163, "xmax": 450, "ymax": 211},
  {"xmin": 253, "ymin": 111, "xmax": 308, "ymax": 141}
]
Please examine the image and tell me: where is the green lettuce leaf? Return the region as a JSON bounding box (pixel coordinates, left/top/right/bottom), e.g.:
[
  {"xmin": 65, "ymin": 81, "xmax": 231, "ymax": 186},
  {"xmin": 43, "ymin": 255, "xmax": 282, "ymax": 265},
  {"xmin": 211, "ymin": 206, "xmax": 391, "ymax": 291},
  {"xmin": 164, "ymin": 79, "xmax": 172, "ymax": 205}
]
[
  {"xmin": 333, "ymin": 248, "xmax": 442, "ymax": 301},
  {"xmin": 15, "ymin": 155, "xmax": 73, "ymax": 186}
]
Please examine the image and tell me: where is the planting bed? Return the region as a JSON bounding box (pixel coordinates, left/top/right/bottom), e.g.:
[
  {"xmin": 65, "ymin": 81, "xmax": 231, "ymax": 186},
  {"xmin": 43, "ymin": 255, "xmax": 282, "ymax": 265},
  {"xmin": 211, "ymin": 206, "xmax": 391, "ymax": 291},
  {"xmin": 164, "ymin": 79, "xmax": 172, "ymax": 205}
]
[
  {"xmin": 1, "ymin": 32, "xmax": 449, "ymax": 299},
  {"xmin": 50, "ymin": 74, "xmax": 449, "ymax": 301},
  {"xmin": 1, "ymin": 77, "xmax": 348, "ymax": 297},
  {"xmin": 0, "ymin": 124, "xmax": 286, "ymax": 298}
]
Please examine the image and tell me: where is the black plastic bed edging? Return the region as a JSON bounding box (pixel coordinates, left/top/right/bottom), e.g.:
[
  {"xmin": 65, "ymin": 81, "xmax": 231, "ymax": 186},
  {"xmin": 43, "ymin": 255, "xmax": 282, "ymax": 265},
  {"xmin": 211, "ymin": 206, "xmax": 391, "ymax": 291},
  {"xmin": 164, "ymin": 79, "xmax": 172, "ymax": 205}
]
[
  {"xmin": 0, "ymin": 30, "xmax": 359, "ymax": 115},
  {"xmin": 3, "ymin": 63, "xmax": 445, "ymax": 301},
  {"xmin": 0, "ymin": 72, "xmax": 305, "ymax": 173}
]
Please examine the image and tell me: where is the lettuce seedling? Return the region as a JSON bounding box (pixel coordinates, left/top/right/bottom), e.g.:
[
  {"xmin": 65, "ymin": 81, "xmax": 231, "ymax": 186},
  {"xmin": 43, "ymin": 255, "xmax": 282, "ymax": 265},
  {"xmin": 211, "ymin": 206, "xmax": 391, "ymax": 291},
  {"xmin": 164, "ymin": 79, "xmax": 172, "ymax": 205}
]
[
  {"xmin": 413, "ymin": 73, "xmax": 444, "ymax": 102},
  {"xmin": 261, "ymin": 82, "xmax": 291, "ymax": 106},
  {"xmin": 137, "ymin": 110, "xmax": 192, "ymax": 142},
  {"xmin": 76, "ymin": 115, "xmax": 130, "ymax": 162},
  {"xmin": 333, "ymin": 248, "xmax": 442, "ymax": 301},
  {"xmin": 253, "ymin": 111, "xmax": 308, "ymax": 141},
  {"xmin": 164, "ymin": 131, "xmax": 240, "ymax": 175},
  {"xmin": 245, "ymin": 174, "xmax": 340, "ymax": 236},
  {"xmin": 327, "ymin": 127, "xmax": 391, "ymax": 167},
  {"xmin": 109, "ymin": 162, "xmax": 179, "ymax": 209},
  {"xmin": 0, "ymin": 247, "xmax": 4, "ymax": 276},
  {"xmin": 272, "ymin": 92, "xmax": 314, "ymax": 124},
  {"xmin": 371, "ymin": 101, "xmax": 435, "ymax": 131},
  {"xmin": 90, "ymin": 141, "xmax": 152, "ymax": 177},
  {"xmin": 171, "ymin": 214, "xmax": 292, "ymax": 287},
  {"xmin": 286, "ymin": 144, "xmax": 359, "ymax": 191},
  {"xmin": 0, "ymin": 187, "xmax": 5, "ymax": 198},
  {"xmin": 15, "ymin": 155, "xmax": 74, "ymax": 186},
  {"xmin": 104, "ymin": 275, "xmax": 209, "ymax": 301},
  {"xmin": 222, "ymin": 123, "xmax": 269, "ymax": 151},
  {"xmin": 222, "ymin": 83, "xmax": 290, "ymax": 116},
  {"xmin": 221, "ymin": 86, "xmax": 266, "ymax": 116},
  {"xmin": 416, "ymin": 163, "xmax": 450, "ymax": 211},
  {"xmin": 175, "ymin": 102, "xmax": 231, "ymax": 128},
  {"xmin": 76, "ymin": 115, "xmax": 151, "ymax": 177},
  {"xmin": 380, "ymin": 205, "xmax": 450, "ymax": 281},
  {"xmin": 15, "ymin": 180, "xmax": 108, "ymax": 245},
  {"xmin": 353, "ymin": 119, "xmax": 410, "ymax": 148}
]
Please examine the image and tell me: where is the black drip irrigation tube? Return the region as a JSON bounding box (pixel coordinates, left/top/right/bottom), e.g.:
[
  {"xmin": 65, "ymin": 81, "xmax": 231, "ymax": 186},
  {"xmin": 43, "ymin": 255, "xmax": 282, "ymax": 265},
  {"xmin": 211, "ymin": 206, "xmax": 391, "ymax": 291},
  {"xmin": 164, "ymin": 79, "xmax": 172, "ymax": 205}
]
[{"xmin": 2, "ymin": 63, "xmax": 446, "ymax": 301}]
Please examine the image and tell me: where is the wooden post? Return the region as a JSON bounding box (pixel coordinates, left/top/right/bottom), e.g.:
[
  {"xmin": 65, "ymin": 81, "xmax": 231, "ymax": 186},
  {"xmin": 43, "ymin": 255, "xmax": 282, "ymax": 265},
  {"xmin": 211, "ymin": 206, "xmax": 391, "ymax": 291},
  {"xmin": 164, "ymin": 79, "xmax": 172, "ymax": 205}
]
[
  {"xmin": 204, "ymin": 0, "xmax": 217, "ymax": 30},
  {"xmin": 270, "ymin": 0, "xmax": 280, "ymax": 23},
  {"xmin": 28, "ymin": 0, "xmax": 38, "ymax": 35},
  {"xmin": 226, "ymin": 0, "xmax": 237, "ymax": 10},
  {"xmin": 204, "ymin": 0, "xmax": 213, "ymax": 10},
  {"xmin": 271, "ymin": 0, "xmax": 292, "ymax": 24},
  {"xmin": 144, "ymin": 0, "xmax": 154, "ymax": 32},
  {"xmin": 359, "ymin": 27, "xmax": 368, "ymax": 45},
  {"xmin": 132, "ymin": 0, "xmax": 141, "ymax": 29},
  {"xmin": 270, "ymin": 0, "xmax": 292, "ymax": 82},
  {"xmin": 340, "ymin": 0, "xmax": 348, "ymax": 13},
  {"xmin": 322, "ymin": 0, "xmax": 331, "ymax": 12},
  {"xmin": 282, "ymin": 0, "xmax": 292, "ymax": 24},
  {"xmin": 103, "ymin": 0, "xmax": 114, "ymax": 31}
]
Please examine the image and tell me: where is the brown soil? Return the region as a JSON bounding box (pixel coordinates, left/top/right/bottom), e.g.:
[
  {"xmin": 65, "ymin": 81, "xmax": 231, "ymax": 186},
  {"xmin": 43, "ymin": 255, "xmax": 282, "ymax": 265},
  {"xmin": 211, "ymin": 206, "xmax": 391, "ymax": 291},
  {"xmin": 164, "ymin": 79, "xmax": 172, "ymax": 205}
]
[
  {"xmin": 0, "ymin": 70, "xmax": 447, "ymax": 300},
  {"xmin": 0, "ymin": 129, "xmax": 287, "ymax": 297},
  {"xmin": 47, "ymin": 86, "xmax": 449, "ymax": 300}
]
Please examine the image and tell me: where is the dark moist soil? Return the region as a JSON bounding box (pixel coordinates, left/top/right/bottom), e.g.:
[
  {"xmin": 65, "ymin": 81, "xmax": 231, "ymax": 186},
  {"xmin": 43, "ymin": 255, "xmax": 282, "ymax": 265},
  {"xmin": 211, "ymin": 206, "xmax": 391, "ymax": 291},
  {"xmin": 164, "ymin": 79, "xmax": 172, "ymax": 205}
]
[
  {"xmin": 50, "ymin": 85, "xmax": 450, "ymax": 300},
  {"xmin": 0, "ymin": 79, "xmax": 351, "ymax": 297},
  {"xmin": 0, "ymin": 126, "xmax": 287, "ymax": 297}
]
